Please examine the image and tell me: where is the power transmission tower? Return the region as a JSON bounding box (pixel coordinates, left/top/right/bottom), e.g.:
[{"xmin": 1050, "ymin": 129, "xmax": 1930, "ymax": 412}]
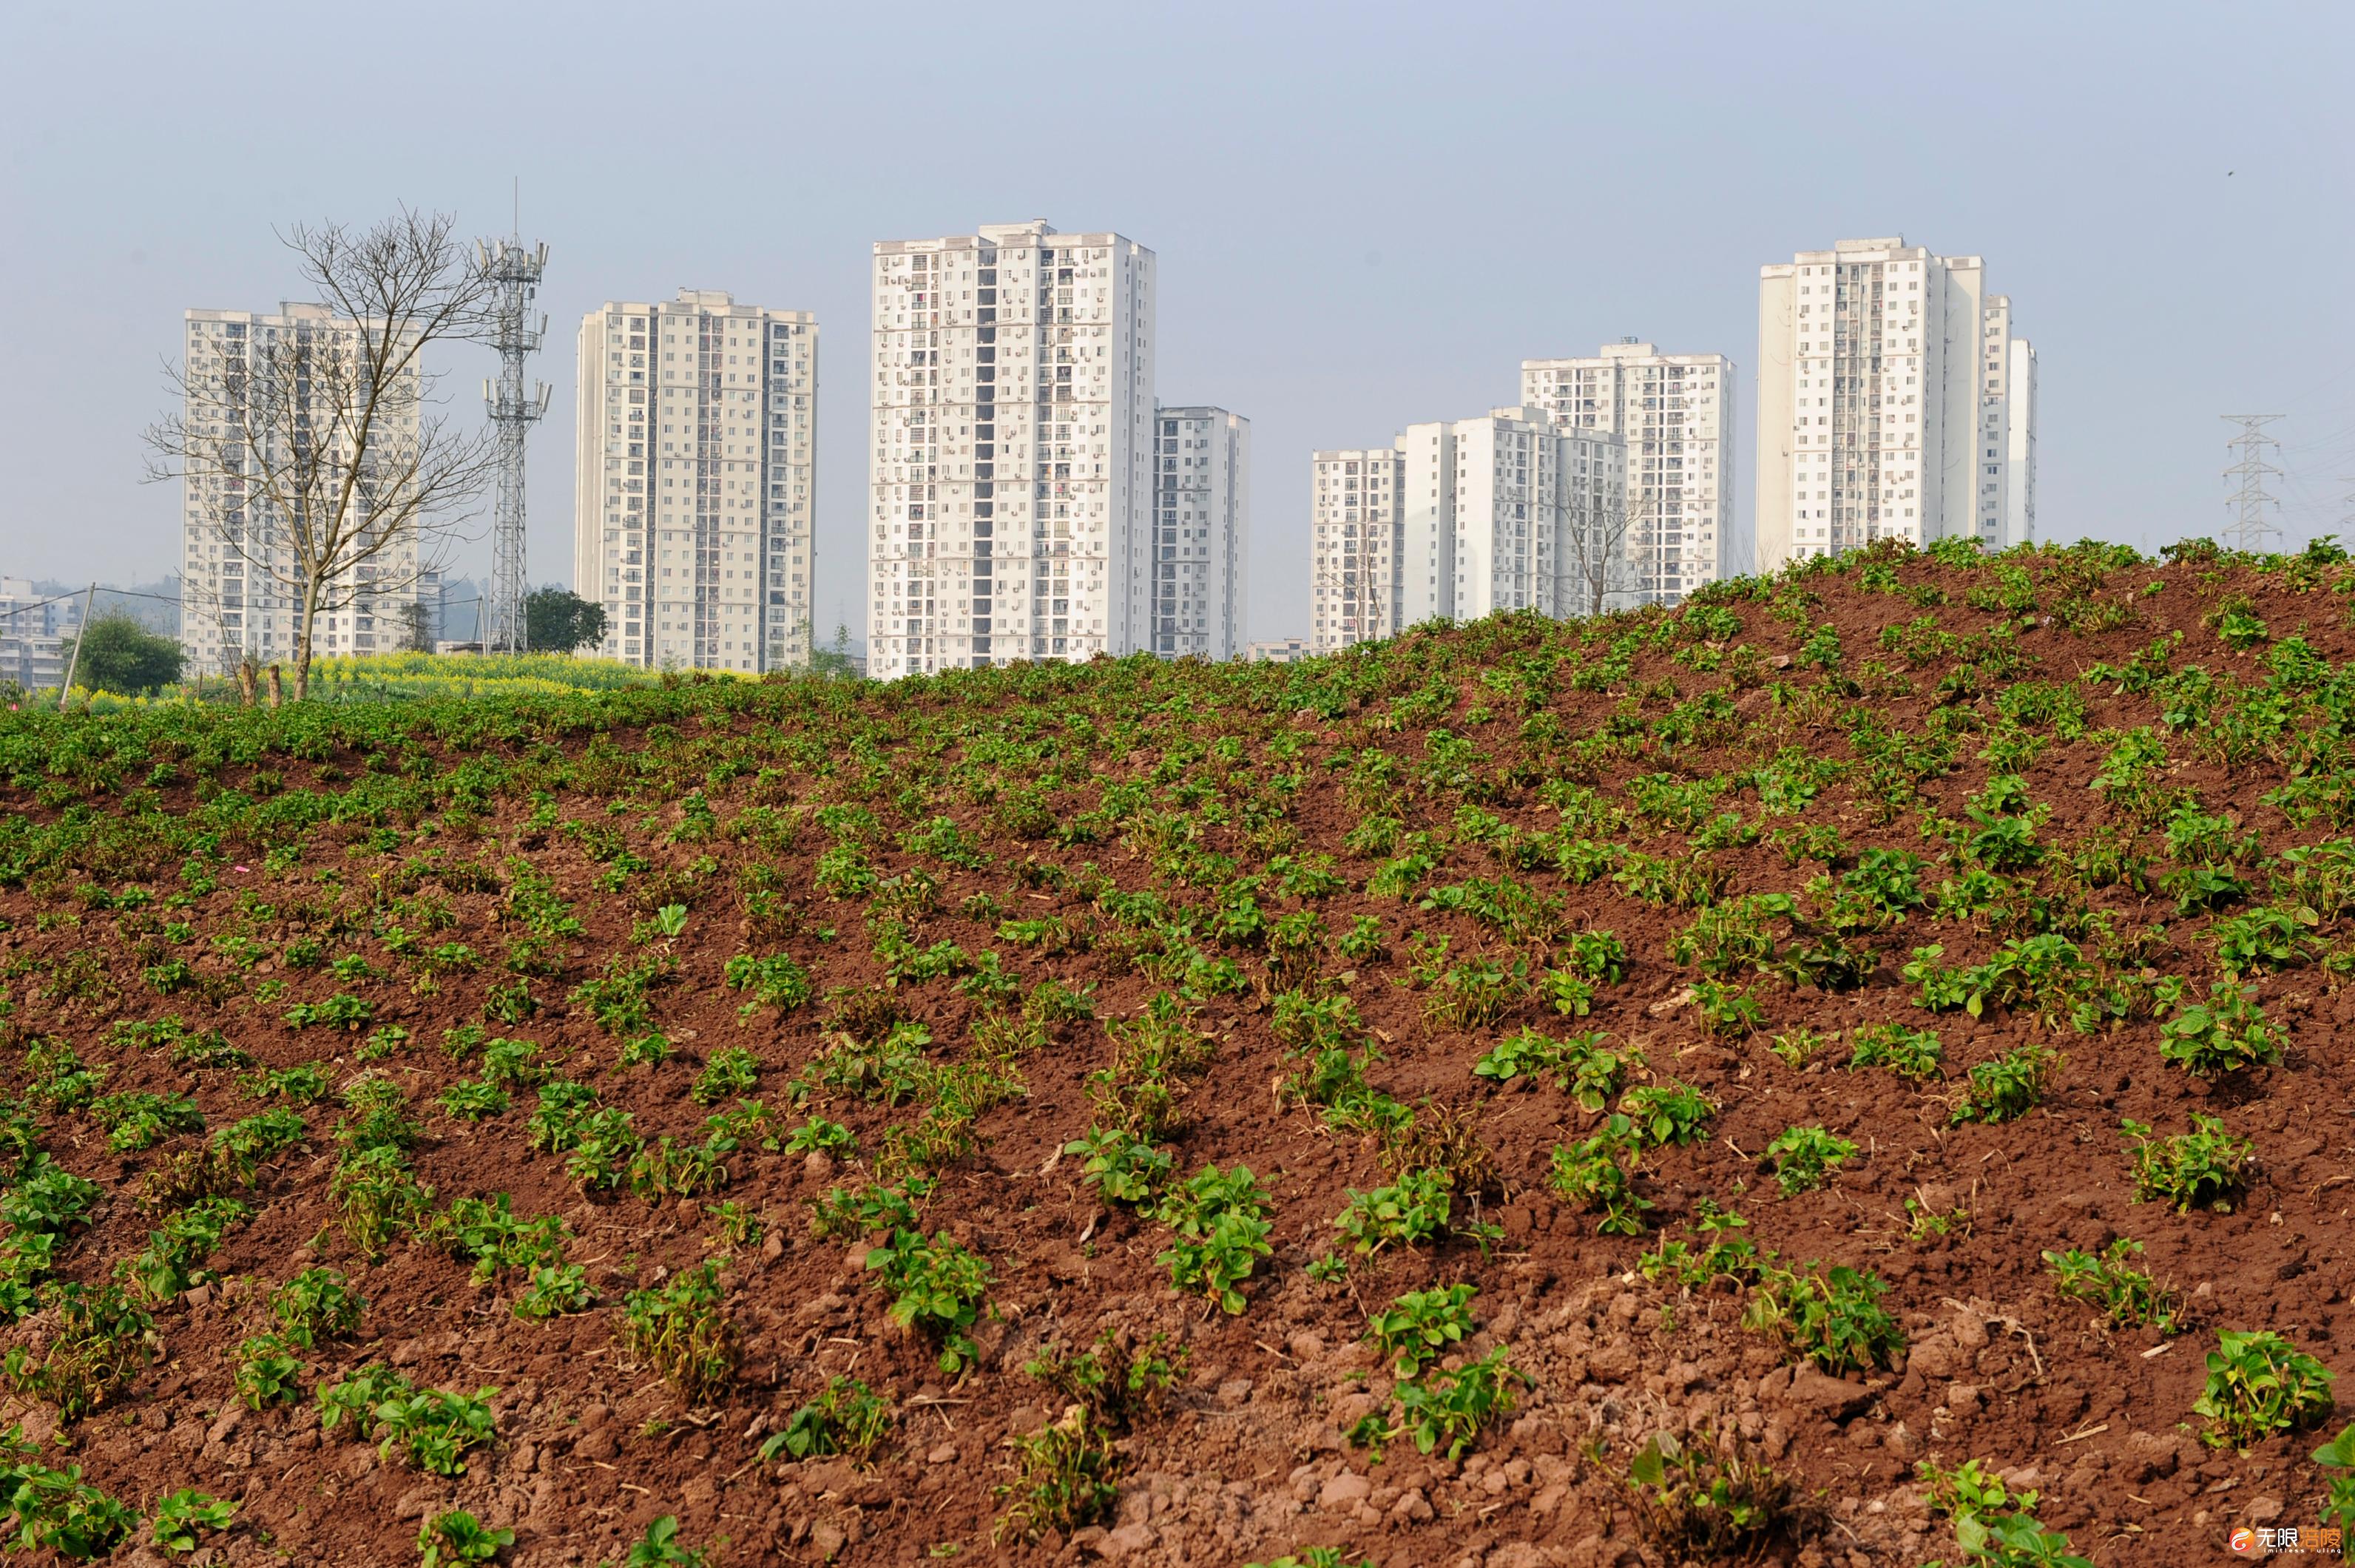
[
  {"xmin": 482, "ymin": 231, "xmax": 550, "ymax": 653},
  {"xmin": 2220, "ymin": 413, "xmax": 2284, "ymax": 555}
]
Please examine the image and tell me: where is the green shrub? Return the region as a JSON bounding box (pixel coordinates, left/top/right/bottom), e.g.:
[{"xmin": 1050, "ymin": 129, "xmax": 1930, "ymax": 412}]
[
  {"xmin": 513, "ymin": 1264, "xmax": 595, "ymax": 1321},
  {"xmin": 1, "ymin": 1280, "xmax": 154, "ymax": 1418},
  {"xmin": 1471, "ymin": 1028, "xmax": 1633, "ymax": 1111},
  {"xmin": 691, "ymin": 1044, "xmax": 762, "ymax": 1104},
  {"xmin": 993, "ymin": 1405, "xmax": 1122, "ymax": 1544},
  {"xmin": 1155, "ymin": 1164, "xmax": 1274, "ymax": 1314},
  {"xmin": 2122, "ymin": 1115, "xmax": 2251, "ymax": 1212},
  {"xmin": 331, "ymin": 1144, "xmax": 433, "ymax": 1254},
  {"xmin": 1618, "ymin": 1081, "xmax": 1714, "ymax": 1146},
  {"xmin": 2192, "ymin": 1330, "xmax": 2336, "ymax": 1448},
  {"xmin": 0, "ymin": 1437, "xmax": 135, "ymax": 1560},
  {"xmin": 148, "ymin": 1488, "xmax": 234, "ymax": 1555},
  {"xmin": 418, "ymin": 1509, "xmax": 513, "ymax": 1567},
  {"xmin": 1064, "ymin": 1126, "xmax": 1172, "ymax": 1208},
  {"xmin": 2314, "ymin": 1422, "xmax": 2355, "ymax": 1534},
  {"xmin": 2043, "ymin": 1240, "xmax": 2182, "ymax": 1334},
  {"xmin": 1743, "ymin": 1263, "xmax": 1905, "ymax": 1374},
  {"xmin": 232, "ymin": 1332, "xmax": 303, "ymax": 1409},
  {"xmin": 621, "ymin": 1515, "xmax": 706, "ymax": 1567},
  {"xmin": 866, "ymin": 1229, "xmax": 991, "ymax": 1373},
  {"xmin": 1846, "ymin": 1022, "xmax": 1944, "ymax": 1080},
  {"xmin": 1372, "ymin": 1347, "xmax": 1530, "ymax": 1461},
  {"xmin": 621, "ymin": 1260, "xmax": 737, "ymax": 1402},
  {"xmin": 1365, "ymin": 1283, "xmax": 1479, "ymax": 1379},
  {"xmin": 1764, "ymin": 1125, "xmax": 1857, "ymax": 1195},
  {"xmin": 763, "ymin": 1376, "xmax": 892, "ymax": 1461},
  {"xmin": 1331, "ymin": 1168, "xmax": 1452, "ymax": 1255},
  {"xmin": 1020, "ymin": 1331, "xmax": 1182, "ymax": 1433},
  {"xmin": 272, "ymin": 1266, "xmax": 365, "ymax": 1347},
  {"xmin": 1950, "ymin": 1041, "xmax": 2057, "ymax": 1124},
  {"xmin": 1549, "ymin": 1116, "xmax": 1652, "ymax": 1236},
  {"xmin": 2157, "ymin": 984, "xmax": 2280, "ymax": 1078}
]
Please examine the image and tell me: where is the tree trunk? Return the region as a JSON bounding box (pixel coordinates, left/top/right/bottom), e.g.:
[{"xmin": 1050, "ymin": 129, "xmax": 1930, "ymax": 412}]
[
  {"xmin": 293, "ymin": 578, "xmax": 320, "ymax": 701},
  {"xmin": 235, "ymin": 660, "xmax": 257, "ymax": 707},
  {"xmin": 267, "ymin": 664, "xmax": 283, "ymax": 709}
]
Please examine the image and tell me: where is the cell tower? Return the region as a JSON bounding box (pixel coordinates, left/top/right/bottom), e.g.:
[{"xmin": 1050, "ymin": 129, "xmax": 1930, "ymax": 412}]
[
  {"xmin": 482, "ymin": 233, "xmax": 550, "ymax": 653},
  {"xmin": 2220, "ymin": 413, "xmax": 2284, "ymax": 555}
]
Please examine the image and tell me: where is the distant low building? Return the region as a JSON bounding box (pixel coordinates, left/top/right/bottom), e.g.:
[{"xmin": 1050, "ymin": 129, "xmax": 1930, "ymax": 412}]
[
  {"xmin": 1244, "ymin": 637, "xmax": 1311, "ymax": 664},
  {"xmin": 0, "ymin": 578, "xmax": 84, "ymax": 691}
]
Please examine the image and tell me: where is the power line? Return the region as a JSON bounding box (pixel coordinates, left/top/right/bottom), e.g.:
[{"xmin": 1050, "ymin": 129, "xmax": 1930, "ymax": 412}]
[{"xmin": 2221, "ymin": 413, "xmax": 2285, "ymax": 554}]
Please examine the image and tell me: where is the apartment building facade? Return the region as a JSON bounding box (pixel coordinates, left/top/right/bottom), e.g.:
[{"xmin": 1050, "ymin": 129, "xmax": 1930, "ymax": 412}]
[
  {"xmin": 1308, "ymin": 445, "xmax": 1403, "ymax": 654},
  {"xmin": 1313, "ymin": 408, "xmax": 1627, "ymax": 652},
  {"xmin": 1151, "ymin": 406, "xmax": 1249, "ymax": 660},
  {"xmin": 178, "ymin": 304, "xmax": 430, "ymax": 674},
  {"xmin": 1754, "ymin": 236, "xmax": 2036, "ymax": 569},
  {"xmin": 1523, "ymin": 341, "xmax": 1739, "ymax": 601},
  {"xmin": 868, "ymin": 220, "xmax": 1155, "ymax": 678},
  {"xmin": 572, "ymin": 291, "xmax": 817, "ymax": 672},
  {"xmin": 0, "ymin": 578, "xmax": 82, "ymax": 692}
]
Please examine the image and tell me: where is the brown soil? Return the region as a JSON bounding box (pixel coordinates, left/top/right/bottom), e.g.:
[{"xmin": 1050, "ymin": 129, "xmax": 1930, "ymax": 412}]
[{"xmin": 0, "ymin": 545, "xmax": 2350, "ymax": 1568}]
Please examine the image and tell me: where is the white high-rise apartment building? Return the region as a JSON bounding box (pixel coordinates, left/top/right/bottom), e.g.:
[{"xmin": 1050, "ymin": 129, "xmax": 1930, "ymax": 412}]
[
  {"xmin": 572, "ymin": 291, "xmax": 817, "ymax": 672},
  {"xmin": 1309, "ymin": 446, "xmax": 1404, "ymax": 653},
  {"xmin": 1151, "ymin": 407, "xmax": 1249, "ymax": 660},
  {"xmin": 179, "ymin": 304, "xmax": 430, "ymax": 673},
  {"xmin": 1755, "ymin": 236, "xmax": 2036, "ymax": 569},
  {"xmin": 1981, "ymin": 295, "xmax": 2038, "ymax": 549},
  {"xmin": 1523, "ymin": 341, "xmax": 1738, "ymax": 603},
  {"xmin": 869, "ymin": 220, "xmax": 1155, "ymax": 677},
  {"xmin": 1313, "ymin": 408, "xmax": 1626, "ymax": 652}
]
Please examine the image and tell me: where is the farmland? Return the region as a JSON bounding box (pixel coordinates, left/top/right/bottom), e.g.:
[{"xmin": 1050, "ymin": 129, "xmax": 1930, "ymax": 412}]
[{"xmin": 0, "ymin": 536, "xmax": 2350, "ymax": 1567}]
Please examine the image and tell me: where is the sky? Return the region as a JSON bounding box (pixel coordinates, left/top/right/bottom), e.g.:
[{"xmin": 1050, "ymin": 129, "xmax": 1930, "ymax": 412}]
[{"xmin": 5, "ymin": 1, "xmax": 2354, "ymax": 644}]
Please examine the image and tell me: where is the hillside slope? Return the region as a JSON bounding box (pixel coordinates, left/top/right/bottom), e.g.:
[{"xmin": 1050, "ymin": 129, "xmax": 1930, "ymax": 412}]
[{"xmin": 0, "ymin": 537, "xmax": 2350, "ymax": 1567}]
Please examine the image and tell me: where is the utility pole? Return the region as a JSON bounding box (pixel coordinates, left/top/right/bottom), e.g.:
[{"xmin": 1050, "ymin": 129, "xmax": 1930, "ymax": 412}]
[
  {"xmin": 56, "ymin": 581, "xmax": 96, "ymax": 704},
  {"xmin": 482, "ymin": 200, "xmax": 550, "ymax": 655},
  {"xmin": 2220, "ymin": 414, "xmax": 2285, "ymax": 555}
]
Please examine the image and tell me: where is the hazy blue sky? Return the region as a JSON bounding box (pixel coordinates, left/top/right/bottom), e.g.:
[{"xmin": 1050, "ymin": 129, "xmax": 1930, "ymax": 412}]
[{"xmin": 6, "ymin": 1, "xmax": 2352, "ymax": 641}]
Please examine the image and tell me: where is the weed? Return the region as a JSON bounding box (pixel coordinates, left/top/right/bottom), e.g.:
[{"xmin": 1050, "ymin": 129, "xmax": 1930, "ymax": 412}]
[
  {"xmin": 2122, "ymin": 1115, "xmax": 2251, "ymax": 1212},
  {"xmin": 1384, "ymin": 1347, "xmax": 1530, "ymax": 1461},
  {"xmin": 371, "ymin": 1385, "xmax": 501, "ymax": 1475},
  {"xmin": 1743, "ymin": 1263, "xmax": 1906, "ymax": 1373},
  {"xmin": 866, "ymin": 1229, "xmax": 991, "ymax": 1373},
  {"xmin": 1021, "ymin": 1330, "xmax": 1183, "ymax": 1432},
  {"xmin": 621, "ymin": 1260, "xmax": 737, "ymax": 1402},
  {"xmin": 1618, "ymin": 1081, "xmax": 1714, "ymax": 1146},
  {"xmin": 766, "ymin": 1375, "xmax": 893, "ymax": 1461},
  {"xmin": 1950, "ymin": 1041, "xmax": 2058, "ymax": 1123},
  {"xmin": 149, "ymin": 1488, "xmax": 234, "ymax": 1554},
  {"xmin": 2044, "ymin": 1240, "xmax": 2183, "ymax": 1333},
  {"xmin": 1365, "ymin": 1283, "xmax": 1479, "ymax": 1378},
  {"xmin": 2192, "ymin": 1329, "xmax": 2336, "ymax": 1448},
  {"xmin": 1, "ymin": 1280, "xmax": 154, "ymax": 1417},
  {"xmin": 232, "ymin": 1332, "xmax": 303, "ymax": 1408},
  {"xmin": 1847, "ymin": 1022, "xmax": 1945, "ymax": 1081},
  {"xmin": 418, "ymin": 1509, "xmax": 513, "ymax": 1567},
  {"xmin": 622, "ymin": 1515, "xmax": 706, "ymax": 1567},
  {"xmin": 2158, "ymin": 984, "xmax": 2280, "ymax": 1078},
  {"xmin": 1332, "ymin": 1168, "xmax": 1453, "ymax": 1255},
  {"xmin": 1471, "ymin": 1028, "xmax": 1634, "ymax": 1111},
  {"xmin": 1156, "ymin": 1164, "xmax": 1275, "ymax": 1314},
  {"xmin": 1064, "ymin": 1126, "xmax": 1173, "ymax": 1208},
  {"xmin": 1607, "ymin": 1427, "xmax": 1795, "ymax": 1558},
  {"xmin": 1549, "ymin": 1116, "xmax": 1652, "ymax": 1235},
  {"xmin": 691, "ymin": 1044, "xmax": 762, "ymax": 1104},
  {"xmin": 331, "ymin": 1144, "xmax": 433, "ymax": 1255},
  {"xmin": 1764, "ymin": 1125, "xmax": 1858, "ymax": 1195},
  {"xmin": 993, "ymin": 1405, "xmax": 1122, "ymax": 1543}
]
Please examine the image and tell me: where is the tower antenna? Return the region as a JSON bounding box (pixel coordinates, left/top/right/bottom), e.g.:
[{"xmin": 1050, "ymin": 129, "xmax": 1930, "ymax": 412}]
[
  {"xmin": 2220, "ymin": 414, "xmax": 2284, "ymax": 555},
  {"xmin": 481, "ymin": 203, "xmax": 550, "ymax": 655}
]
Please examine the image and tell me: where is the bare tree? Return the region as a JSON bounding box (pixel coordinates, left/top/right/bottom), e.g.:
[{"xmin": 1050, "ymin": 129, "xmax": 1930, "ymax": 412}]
[
  {"xmin": 1557, "ymin": 488, "xmax": 1646, "ymax": 619},
  {"xmin": 148, "ymin": 209, "xmax": 498, "ymax": 700}
]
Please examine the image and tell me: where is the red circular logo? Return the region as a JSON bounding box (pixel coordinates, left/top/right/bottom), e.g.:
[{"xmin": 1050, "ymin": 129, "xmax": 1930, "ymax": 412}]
[{"xmin": 2230, "ymin": 1528, "xmax": 2259, "ymax": 1555}]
